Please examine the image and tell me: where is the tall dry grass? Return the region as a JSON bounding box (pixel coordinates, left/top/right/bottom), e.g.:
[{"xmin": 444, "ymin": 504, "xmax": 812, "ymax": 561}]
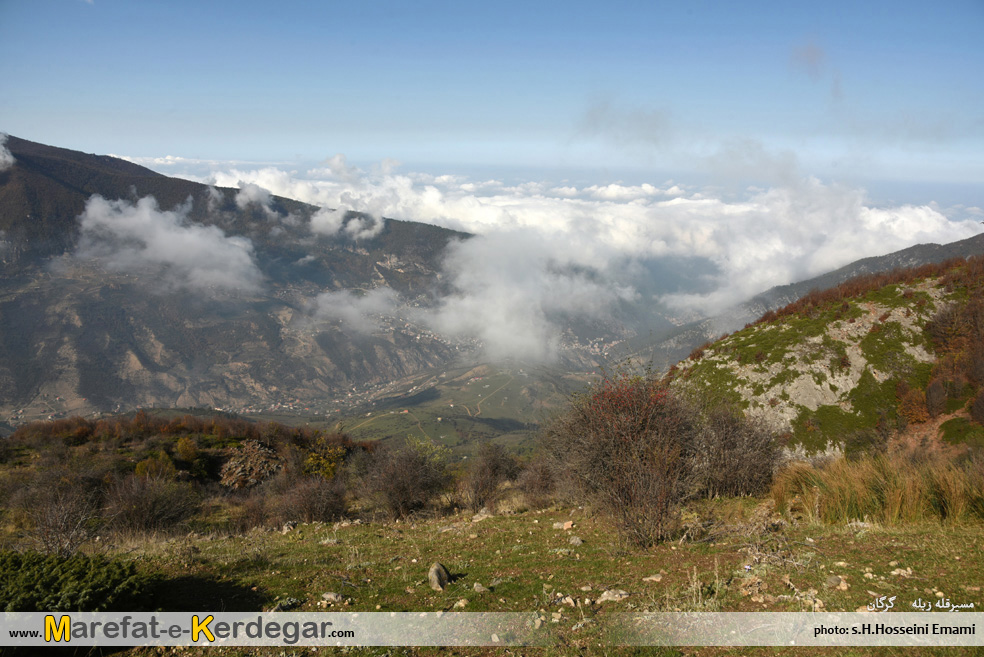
[{"xmin": 772, "ymin": 451, "xmax": 984, "ymax": 525}]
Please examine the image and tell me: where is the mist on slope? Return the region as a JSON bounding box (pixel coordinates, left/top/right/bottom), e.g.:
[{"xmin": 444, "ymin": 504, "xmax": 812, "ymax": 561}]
[{"xmin": 105, "ymin": 153, "xmax": 984, "ymax": 362}]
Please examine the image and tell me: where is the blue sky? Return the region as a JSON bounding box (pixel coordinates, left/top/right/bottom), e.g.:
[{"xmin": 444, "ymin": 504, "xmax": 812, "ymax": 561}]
[
  {"xmin": 2, "ymin": 0, "xmax": 982, "ymax": 193},
  {"xmin": 2, "ymin": 1, "xmax": 983, "ymax": 352}
]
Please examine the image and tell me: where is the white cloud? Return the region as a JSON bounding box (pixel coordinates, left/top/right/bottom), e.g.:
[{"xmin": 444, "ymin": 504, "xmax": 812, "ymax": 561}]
[
  {"xmin": 157, "ymin": 155, "xmax": 982, "ymax": 359},
  {"xmin": 74, "ymin": 195, "xmax": 263, "ymax": 293},
  {"xmin": 309, "ymin": 287, "xmax": 399, "ymax": 333},
  {"xmin": 419, "ymin": 229, "xmax": 629, "ymax": 362},
  {"xmin": 0, "ymin": 134, "xmax": 15, "ymax": 172}
]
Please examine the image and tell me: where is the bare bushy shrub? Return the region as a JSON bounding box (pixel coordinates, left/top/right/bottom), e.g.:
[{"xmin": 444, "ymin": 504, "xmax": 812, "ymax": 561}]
[
  {"xmin": 466, "ymin": 442, "xmax": 519, "ymax": 512},
  {"xmin": 12, "ymin": 473, "xmax": 103, "ymax": 557},
  {"xmin": 361, "ymin": 437, "xmax": 452, "ymax": 519},
  {"xmin": 689, "ymin": 408, "xmax": 780, "ymax": 498},
  {"xmin": 229, "ymin": 492, "xmax": 269, "ymax": 533},
  {"xmin": 926, "ymin": 378, "xmax": 946, "ymax": 418},
  {"xmin": 105, "ymin": 474, "xmax": 200, "ymax": 534},
  {"xmin": 543, "ymin": 369, "xmax": 780, "ymax": 545},
  {"xmin": 517, "ymin": 458, "xmax": 555, "ymax": 510},
  {"xmin": 266, "ymin": 475, "xmax": 347, "ymax": 524},
  {"xmin": 542, "ymin": 372, "xmax": 697, "ymax": 546}
]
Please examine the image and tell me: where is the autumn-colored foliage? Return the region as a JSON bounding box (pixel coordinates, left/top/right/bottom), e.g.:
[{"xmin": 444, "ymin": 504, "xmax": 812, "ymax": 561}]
[
  {"xmin": 751, "ymin": 257, "xmax": 978, "ymax": 328},
  {"xmin": 543, "ymin": 369, "xmax": 779, "ymax": 545}
]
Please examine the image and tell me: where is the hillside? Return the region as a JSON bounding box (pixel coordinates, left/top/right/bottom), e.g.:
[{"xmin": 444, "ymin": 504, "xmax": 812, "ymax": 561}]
[
  {"xmin": 626, "ymin": 232, "xmax": 984, "ymax": 373},
  {"xmin": 668, "ymin": 257, "xmax": 984, "ymax": 454},
  {"xmin": 0, "ymin": 136, "xmax": 474, "ymax": 423}
]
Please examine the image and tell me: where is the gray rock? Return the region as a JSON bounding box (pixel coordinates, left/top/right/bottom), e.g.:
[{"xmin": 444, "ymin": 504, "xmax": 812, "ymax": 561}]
[
  {"xmin": 473, "ymin": 582, "xmax": 489, "ymax": 593},
  {"xmin": 322, "ymin": 592, "xmax": 344, "ymax": 603},
  {"xmin": 597, "ymin": 589, "xmax": 629, "ymax": 603},
  {"xmin": 569, "ymin": 536, "xmax": 583, "ymax": 546},
  {"xmin": 428, "ymin": 562, "xmax": 450, "ymax": 591}
]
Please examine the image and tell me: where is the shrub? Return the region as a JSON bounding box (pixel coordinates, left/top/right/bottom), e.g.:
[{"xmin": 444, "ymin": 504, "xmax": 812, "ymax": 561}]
[
  {"xmin": 466, "ymin": 442, "xmax": 520, "ymax": 512},
  {"xmin": 105, "ymin": 474, "xmax": 200, "ymax": 534},
  {"xmin": 898, "ymin": 389, "xmax": 929, "ymax": 425},
  {"xmin": 175, "ymin": 436, "xmax": 199, "ymax": 463},
  {"xmin": 925, "ymin": 303, "xmax": 964, "ymax": 352},
  {"xmin": 689, "ymin": 408, "xmax": 780, "ymax": 498},
  {"xmin": 266, "ymin": 474, "xmax": 347, "ymax": 524},
  {"xmin": 926, "ymin": 378, "xmax": 947, "ymax": 418},
  {"xmin": 303, "ymin": 435, "xmax": 347, "ymax": 480},
  {"xmin": 230, "ymin": 492, "xmax": 270, "ymax": 533},
  {"xmin": 542, "ymin": 372, "xmax": 697, "ymax": 546},
  {"xmin": 543, "ymin": 368, "xmax": 780, "ymax": 544},
  {"xmin": 517, "ymin": 458, "xmax": 555, "ymax": 510},
  {"xmin": 134, "ymin": 450, "xmax": 177, "ymax": 479},
  {"xmin": 361, "ymin": 437, "xmax": 452, "ymax": 519},
  {"xmin": 13, "ymin": 475, "xmax": 103, "ymax": 557},
  {"xmin": 0, "ymin": 551, "xmax": 156, "ymax": 611}
]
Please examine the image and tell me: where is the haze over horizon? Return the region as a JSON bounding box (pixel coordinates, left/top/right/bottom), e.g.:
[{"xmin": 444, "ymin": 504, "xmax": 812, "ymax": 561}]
[{"xmin": 2, "ymin": 1, "xmax": 983, "ymax": 360}]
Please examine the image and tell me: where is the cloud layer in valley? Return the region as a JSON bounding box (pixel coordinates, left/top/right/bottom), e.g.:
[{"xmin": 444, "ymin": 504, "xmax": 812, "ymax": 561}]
[
  {"xmin": 73, "ymin": 195, "xmax": 264, "ymax": 293},
  {"xmin": 308, "ymin": 287, "xmax": 400, "ymax": 334},
  {"xmin": 131, "ymin": 154, "xmax": 983, "ymax": 361}
]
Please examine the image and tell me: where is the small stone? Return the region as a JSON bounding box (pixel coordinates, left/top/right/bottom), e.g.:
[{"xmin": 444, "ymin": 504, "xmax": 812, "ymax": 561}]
[
  {"xmin": 834, "ymin": 561, "xmax": 848, "ymax": 567},
  {"xmin": 889, "ymin": 561, "xmax": 899, "ymax": 567},
  {"xmin": 598, "ymin": 589, "xmax": 629, "ymax": 603},
  {"xmin": 322, "ymin": 592, "xmax": 344, "ymax": 603},
  {"xmin": 643, "ymin": 574, "xmax": 663, "ymax": 583},
  {"xmin": 569, "ymin": 536, "xmax": 583, "ymax": 546},
  {"xmin": 562, "ymin": 596, "xmax": 576, "ymax": 607},
  {"xmin": 935, "ymin": 591, "xmax": 945, "ymax": 598},
  {"xmin": 428, "ymin": 563, "xmax": 451, "ymax": 591},
  {"xmin": 454, "ymin": 599, "xmax": 468, "ymax": 608},
  {"xmin": 473, "ymin": 582, "xmax": 489, "ymax": 593},
  {"xmin": 579, "ymin": 585, "xmax": 592, "ymax": 591},
  {"xmin": 534, "ymin": 618, "xmax": 542, "ymax": 629}
]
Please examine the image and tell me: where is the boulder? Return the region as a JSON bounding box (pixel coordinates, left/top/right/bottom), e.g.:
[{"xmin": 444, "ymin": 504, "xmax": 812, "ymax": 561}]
[{"xmin": 428, "ymin": 562, "xmax": 450, "ymax": 591}]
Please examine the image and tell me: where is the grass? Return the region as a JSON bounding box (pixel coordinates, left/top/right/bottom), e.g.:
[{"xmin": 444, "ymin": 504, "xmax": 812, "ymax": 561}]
[
  {"xmin": 93, "ymin": 496, "xmax": 984, "ymax": 657},
  {"xmin": 772, "ymin": 453, "xmax": 984, "ymax": 526},
  {"xmin": 940, "ymin": 417, "xmax": 984, "ymax": 449}
]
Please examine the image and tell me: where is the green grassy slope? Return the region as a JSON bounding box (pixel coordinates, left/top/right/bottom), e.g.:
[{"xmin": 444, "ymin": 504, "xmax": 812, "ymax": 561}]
[{"xmin": 668, "ymin": 259, "xmax": 984, "ymax": 453}]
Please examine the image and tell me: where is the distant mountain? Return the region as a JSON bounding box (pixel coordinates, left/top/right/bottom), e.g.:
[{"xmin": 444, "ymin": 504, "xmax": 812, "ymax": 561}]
[
  {"xmin": 2, "ymin": 135, "xmax": 983, "ymax": 449},
  {"xmin": 0, "ymin": 136, "xmax": 472, "ymax": 423}
]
